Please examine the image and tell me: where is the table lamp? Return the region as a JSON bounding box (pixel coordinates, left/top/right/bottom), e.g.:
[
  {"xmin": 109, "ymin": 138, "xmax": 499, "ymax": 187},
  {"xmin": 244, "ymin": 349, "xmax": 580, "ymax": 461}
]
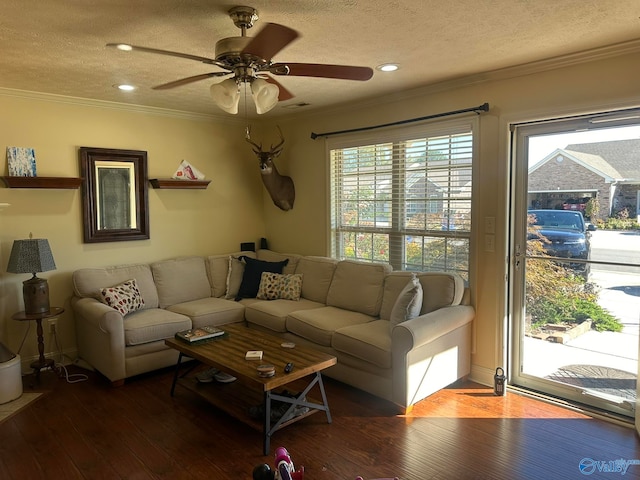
[{"xmin": 6, "ymin": 236, "xmax": 56, "ymax": 314}]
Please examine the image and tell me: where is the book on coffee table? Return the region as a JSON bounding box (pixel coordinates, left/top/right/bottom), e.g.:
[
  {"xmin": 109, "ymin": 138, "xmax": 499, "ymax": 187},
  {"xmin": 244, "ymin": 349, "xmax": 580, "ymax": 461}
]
[{"xmin": 175, "ymin": 326, "xmax": 225, "ymax": 343}]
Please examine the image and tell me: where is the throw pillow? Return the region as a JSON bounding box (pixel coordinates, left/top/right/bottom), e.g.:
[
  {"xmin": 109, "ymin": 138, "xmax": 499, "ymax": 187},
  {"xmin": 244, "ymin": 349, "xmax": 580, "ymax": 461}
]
[
  {"xmin": 236, "ymin": 256, "xmax": 289, "ymax": 300},
  {"xmin": 100, "ymin": 278, "xmax": 145, "ymax": 316},
  {"xmin": 278, "ymin": 273, "xmax": 303, "ymax": 301},
  {"xmin": 389, "ymin": 274, "xmax": 423, "ymax": 331},
  {"xmin": 256, "ymin": 272, "xmax": 282, "ymax": 300},
  {"xmin": 225, "ymin": 256, "xmax": 246, "ymax": 299},
  {"xmin": 256, "ymin": 272, "xmax": 303, "ymax": 301}
]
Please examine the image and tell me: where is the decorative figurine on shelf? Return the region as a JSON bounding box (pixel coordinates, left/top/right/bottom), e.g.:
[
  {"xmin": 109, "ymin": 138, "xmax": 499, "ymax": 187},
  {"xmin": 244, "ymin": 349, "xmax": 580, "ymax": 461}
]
[{"xmin": 172, "ymin": 159, "xmax": 205, "ymax": 181}]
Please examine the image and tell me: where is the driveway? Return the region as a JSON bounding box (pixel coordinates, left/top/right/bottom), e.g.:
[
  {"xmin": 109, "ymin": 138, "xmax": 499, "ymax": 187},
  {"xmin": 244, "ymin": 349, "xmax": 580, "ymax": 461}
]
[{"xmin": 524, "ymin": 229, "xmax": 640, "ymax": 378}]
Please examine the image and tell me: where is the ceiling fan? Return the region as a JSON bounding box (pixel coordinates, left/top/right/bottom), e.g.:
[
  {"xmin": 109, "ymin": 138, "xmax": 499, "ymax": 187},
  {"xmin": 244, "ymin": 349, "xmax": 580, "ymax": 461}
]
[{"xmin": 107, "ymin": 6, "xmax": 374, "ymax": 114}]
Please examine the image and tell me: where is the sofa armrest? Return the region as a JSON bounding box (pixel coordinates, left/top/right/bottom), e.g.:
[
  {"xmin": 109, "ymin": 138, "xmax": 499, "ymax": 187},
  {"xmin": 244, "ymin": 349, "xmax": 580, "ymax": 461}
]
[
  {"xmin": 73, "ymin": 297, "xmax": 125, "ymax": 333},
  {"xmin": 72, "ymin": 296, "xmax": 126, "ymax": 382},
  {"xmin": 391, "ymin": 305, "xmax": 474, "ymax": 410},
  {"xmin": 392, "ymin": 305, "xmax": 474, "ymax": 352}
]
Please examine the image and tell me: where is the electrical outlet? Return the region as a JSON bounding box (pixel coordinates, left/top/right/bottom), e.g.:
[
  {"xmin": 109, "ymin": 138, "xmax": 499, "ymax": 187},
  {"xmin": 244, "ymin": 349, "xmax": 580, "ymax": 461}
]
[
  {"xmin": 485, "ymin": 216, "xmax": 496, "ymax": 234},
  {"xmin": 485, "ymin": 234, "xmax": 495, "ymax": 252},
  {"xmin": 48, "ymin": 318, "xmax": 58, "ymax": 334}
]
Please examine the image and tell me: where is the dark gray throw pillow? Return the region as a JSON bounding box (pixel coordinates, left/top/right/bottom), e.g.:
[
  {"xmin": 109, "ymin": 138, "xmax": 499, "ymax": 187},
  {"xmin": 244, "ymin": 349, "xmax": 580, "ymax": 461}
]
[{"xmin": 235, "ymin": 256, "xmax": 289, "ymax": 300}]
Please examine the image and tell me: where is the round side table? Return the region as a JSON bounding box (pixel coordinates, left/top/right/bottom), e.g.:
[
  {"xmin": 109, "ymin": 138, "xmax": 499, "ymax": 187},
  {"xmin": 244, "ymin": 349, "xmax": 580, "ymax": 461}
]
[{"xmin": 12, "ymin": 307, "xmax": 64, "ymax": 379}]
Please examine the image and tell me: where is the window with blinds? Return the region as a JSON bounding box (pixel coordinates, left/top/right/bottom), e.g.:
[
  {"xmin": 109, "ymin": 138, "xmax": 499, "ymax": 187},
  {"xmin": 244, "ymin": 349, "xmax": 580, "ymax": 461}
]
[{"xmin": 328, "ymin": 118, "xmax": 475, "ymax": 280}]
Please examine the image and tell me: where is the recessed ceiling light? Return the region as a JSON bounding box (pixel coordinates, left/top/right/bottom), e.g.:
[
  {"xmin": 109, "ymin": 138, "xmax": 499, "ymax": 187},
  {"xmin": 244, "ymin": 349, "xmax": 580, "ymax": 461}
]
[
  {"xmin": 376, "ymin": 63, "xmax": 399, "ymax": 72},
  {"xmin": 115, "ymin": 44, "xmax": 133, "ymax": 51},
  {"xmin": 114, "ymin": 84, "xmax": 136, "ymax": 91}
]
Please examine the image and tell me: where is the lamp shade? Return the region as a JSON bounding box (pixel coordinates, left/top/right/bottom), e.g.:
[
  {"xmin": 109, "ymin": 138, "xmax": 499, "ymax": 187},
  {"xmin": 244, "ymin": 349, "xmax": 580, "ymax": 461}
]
[
  {"xmin": 251, "ymin": 78, "xmax": 279, "ymax": 114},
  {"xmin": 7, "ymin": 238, "xmax": 56, "ymax": 274},
  {"xmin": 210, "ymin": 78, "xmax": 240, "ymax": 114}
]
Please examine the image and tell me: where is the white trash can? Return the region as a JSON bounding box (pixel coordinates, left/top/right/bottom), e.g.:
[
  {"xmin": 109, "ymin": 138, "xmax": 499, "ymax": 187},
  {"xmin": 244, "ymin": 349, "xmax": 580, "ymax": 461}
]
[{"xmin": 0, "ymin": 343, "xmax": 23, "ymax": 404}]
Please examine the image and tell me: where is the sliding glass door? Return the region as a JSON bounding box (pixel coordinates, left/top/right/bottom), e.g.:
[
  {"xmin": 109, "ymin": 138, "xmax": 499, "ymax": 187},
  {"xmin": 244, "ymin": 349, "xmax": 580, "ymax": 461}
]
[{"xmin": 510, "ymin": 108, "xmax": 640, "ymax": 419}]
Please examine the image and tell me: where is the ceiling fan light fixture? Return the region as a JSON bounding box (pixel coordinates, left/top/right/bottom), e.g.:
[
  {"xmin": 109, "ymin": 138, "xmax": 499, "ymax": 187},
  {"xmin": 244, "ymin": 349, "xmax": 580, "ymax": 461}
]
[
  {"xmin": 210, "ymin": 78, "xmax": 240, "ymax": 114},
  {"xmin": 251, "ymin": 78, "xmax": 279, "ymax": 114}
]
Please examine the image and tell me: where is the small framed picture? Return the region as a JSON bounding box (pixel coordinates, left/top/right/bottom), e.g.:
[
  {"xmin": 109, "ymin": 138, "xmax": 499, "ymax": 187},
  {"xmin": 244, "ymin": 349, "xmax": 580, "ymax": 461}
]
[{"xmin": 6, "ymin": 147, "xmax": 37, "ymax": 177}]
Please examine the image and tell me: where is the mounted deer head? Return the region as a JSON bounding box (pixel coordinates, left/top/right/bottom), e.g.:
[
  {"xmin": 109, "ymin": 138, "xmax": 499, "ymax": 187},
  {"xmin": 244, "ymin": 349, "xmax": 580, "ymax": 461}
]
[{"xmin": 246, "ymin": 126, "xmax": 295, "ymax": 211}]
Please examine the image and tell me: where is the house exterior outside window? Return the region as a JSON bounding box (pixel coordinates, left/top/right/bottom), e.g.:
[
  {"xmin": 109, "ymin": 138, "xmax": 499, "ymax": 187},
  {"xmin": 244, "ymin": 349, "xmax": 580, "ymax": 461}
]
[{"xmin": 328, "ymin": 118, "xmax": 477, "ymax": 281}]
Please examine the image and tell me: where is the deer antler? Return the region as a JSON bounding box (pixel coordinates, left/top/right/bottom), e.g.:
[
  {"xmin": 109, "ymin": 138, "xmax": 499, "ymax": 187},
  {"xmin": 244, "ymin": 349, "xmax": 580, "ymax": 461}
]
[
  {"xmin": 245, "ymin": 126, "xmax": 262, "ymax": 155},
  {"xmin": 270, "ymin": 126, "xmax": 285, "ymax": 157},
  {"xmin": 245, "ymin": 126, "xmax": 285, "ymax": 158}
]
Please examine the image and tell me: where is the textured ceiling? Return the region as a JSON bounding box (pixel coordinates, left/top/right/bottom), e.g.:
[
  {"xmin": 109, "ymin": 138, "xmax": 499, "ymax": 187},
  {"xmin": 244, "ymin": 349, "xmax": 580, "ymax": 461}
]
[{"xmin": 1, "ymin": 0, "xmax": 639, "ymax": 118}]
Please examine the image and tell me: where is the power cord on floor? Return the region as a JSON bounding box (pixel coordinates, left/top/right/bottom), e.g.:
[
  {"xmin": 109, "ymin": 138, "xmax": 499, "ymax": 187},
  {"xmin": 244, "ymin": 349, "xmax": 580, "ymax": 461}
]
[
  {"xmin": 16, "ymin": 320, "xmax": 31, "ymax": 355},
  {"xmin": 51, "ymin": 325, "xmax": 88, "ymax": 384}
]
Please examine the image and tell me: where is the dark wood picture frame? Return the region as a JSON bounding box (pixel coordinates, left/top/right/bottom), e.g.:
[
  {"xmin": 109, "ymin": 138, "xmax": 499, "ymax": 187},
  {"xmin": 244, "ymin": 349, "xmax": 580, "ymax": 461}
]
[{"xmin": 79, "ymin": 147, "xmax": 149, "ymax": 243}]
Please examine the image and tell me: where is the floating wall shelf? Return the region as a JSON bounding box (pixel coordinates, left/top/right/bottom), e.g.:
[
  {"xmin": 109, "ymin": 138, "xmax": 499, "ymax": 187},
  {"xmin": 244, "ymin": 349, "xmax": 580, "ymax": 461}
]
[
  {"xmin": 1, "ymin": 176, "xmax": 83, "ymax": 189},
  {"xmin": 149, "ymin": 179, "xmax": 210, "ymax": 189}
]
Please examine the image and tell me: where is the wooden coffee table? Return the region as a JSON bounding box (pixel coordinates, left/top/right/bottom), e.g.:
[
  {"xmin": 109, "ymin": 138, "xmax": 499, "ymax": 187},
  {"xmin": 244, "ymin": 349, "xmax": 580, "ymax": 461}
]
[{"xmin": 165, "ymin": 323, "xmax": 337, "ymax": 454}]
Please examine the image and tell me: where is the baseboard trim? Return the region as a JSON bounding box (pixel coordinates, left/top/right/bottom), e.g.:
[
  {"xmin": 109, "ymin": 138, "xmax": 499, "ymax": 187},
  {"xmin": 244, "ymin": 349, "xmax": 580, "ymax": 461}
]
[
  {"xmin": 19, "ymin": 347, "xmax": 78, "ymax": 374},
  {"xmin": 469, "ymin": 364, "xmax": 495, "ymax": 387}
]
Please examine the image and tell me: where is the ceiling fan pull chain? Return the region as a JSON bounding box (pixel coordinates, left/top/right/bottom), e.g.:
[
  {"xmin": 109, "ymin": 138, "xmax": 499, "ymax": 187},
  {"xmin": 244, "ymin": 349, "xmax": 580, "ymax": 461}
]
[{"xmin": 243, "ymin": 82, "xmax": 250, "ymax": 128}]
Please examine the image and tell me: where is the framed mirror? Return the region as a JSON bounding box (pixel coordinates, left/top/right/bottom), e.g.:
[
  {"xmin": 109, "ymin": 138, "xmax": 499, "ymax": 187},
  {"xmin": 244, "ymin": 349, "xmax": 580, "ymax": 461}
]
[{"xmin": 79, "ymin": 147, "xmax": 149, "ymax": 243}]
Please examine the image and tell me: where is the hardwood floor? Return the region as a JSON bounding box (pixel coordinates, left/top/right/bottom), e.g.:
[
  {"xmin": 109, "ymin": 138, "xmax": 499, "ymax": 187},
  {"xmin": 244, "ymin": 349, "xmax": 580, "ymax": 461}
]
[{"xmin": 1, "ymin": 365, "xmax": 639, "ymax": 480}]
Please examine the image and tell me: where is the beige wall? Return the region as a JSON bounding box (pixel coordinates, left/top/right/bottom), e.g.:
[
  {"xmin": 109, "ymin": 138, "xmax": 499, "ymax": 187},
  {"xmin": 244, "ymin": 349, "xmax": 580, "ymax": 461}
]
[
  {"xmin": 1, "ymin": 50, "xmax": 639, "ymax": 383},
  {"xmin": 267, "ymin": 51, "xmax": 640, "ymax": 383},
  {"xmin": 0, "ymin": 94, "xmax": 267, "ymax": 364}
]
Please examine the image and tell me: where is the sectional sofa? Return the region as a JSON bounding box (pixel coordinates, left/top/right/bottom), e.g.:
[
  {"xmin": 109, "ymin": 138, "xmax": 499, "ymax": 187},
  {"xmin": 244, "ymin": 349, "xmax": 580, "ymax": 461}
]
[{"xmin": 71, "ymin": 250, "xmax": 474, "ymax": 411}]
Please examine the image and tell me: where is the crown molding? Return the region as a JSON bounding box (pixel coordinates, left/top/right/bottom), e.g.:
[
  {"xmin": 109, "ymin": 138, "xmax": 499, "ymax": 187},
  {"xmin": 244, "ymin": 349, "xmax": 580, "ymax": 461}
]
[
  {"xmin": 0, "ymin": 87, "xmax": 246, "ymax": 124},
  {"xmin": 319, "ymin": 38, "xmax": 640, "ymax": 118}
]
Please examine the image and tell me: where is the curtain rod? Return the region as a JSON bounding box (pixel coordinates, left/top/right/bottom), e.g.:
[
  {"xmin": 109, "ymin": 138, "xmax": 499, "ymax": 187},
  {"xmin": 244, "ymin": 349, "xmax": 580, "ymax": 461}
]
[{"xmin": 310, "ymin": 102, "xmax": 489, "ymax": 140}]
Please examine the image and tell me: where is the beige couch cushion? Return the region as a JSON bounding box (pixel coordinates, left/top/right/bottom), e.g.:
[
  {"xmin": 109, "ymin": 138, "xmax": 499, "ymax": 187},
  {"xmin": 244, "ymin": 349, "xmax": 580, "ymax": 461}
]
[
  {"xmin": 72, "ymin": 263, "xmax": 159, "ymax": 309},
  {"xmin": 416, "ymin": 272, "xmax": 465, "ymax": 314},
  {"xmin": 123, "ymin": 308, "xmax": 191, "ymax": 346},
  {"xmin": 166, "ymin": 297, "xmax": 245, "ymax": 328},
  {"xmin": 286, "ymin": 306, "xmax": 375, "ymax": 346},
  {"xmin": 256, "ymin": 249, "xmax": 301, "ymax": 274},
  {"xmin": 332, "ymin": 320, "xmax": 392, "ymax": 369},
  {"xmin": 151, "ymin": 257, "xmax": 211, "ymax": 309},
  {"xmin": 326, "ymin": 260, "xmax": 391, "ymax": 316},
  {"xmin": 245, "ymin": 298, "xmax": 325, "ymax": 333},
  {"xmin": 294, "ymin": 256, "xmax": 338, "ymax": 304}
]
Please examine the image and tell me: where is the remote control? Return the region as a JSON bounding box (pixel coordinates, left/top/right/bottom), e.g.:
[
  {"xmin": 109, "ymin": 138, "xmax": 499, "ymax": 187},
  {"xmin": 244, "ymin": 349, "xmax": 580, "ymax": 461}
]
[{"xmin": 284, "ymin": 362, "xmax": 294, "ymax": 374}]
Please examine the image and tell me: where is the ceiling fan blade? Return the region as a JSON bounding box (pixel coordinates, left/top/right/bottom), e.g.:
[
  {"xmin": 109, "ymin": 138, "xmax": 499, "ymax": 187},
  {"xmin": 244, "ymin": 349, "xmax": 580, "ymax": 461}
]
[
  {"xmin": 153, "ymin": 72, "xmax": 231, "ymax": 90},
  {"xmin": 106, "ymin": 43, "xmax": 226, "ymax": 68},
  {"xmin": 272, "ymin": 63, "xmax": 374, "ymax": 81},
  {"xmin": 242, "ymin": 23, "xmax": 299, "ymax": 60},
  {"xmin": 264, "ymin": 76, "xmax": 295, "ymax": 101}
]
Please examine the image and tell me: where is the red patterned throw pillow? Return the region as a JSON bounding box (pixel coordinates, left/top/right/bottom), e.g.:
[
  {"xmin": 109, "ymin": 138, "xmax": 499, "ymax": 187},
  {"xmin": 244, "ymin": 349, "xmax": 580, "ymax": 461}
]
[{"xmin": 99, "ymin": 278, "xmax": 145, "ymax": 316}]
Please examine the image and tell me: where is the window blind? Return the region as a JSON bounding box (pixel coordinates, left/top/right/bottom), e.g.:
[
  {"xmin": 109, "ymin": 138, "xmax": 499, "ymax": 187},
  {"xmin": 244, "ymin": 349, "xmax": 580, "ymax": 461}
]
[{"xmin": 328, "ymin": 117, "xmax": 476, "ymax": 279}]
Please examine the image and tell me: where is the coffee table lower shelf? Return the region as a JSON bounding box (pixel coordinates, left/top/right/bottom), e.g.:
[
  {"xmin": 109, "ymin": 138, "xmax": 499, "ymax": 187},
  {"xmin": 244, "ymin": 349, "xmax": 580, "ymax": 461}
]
[{"xmin": 171, "ymin": 361, "xmax": 332, "ymax": 454}]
